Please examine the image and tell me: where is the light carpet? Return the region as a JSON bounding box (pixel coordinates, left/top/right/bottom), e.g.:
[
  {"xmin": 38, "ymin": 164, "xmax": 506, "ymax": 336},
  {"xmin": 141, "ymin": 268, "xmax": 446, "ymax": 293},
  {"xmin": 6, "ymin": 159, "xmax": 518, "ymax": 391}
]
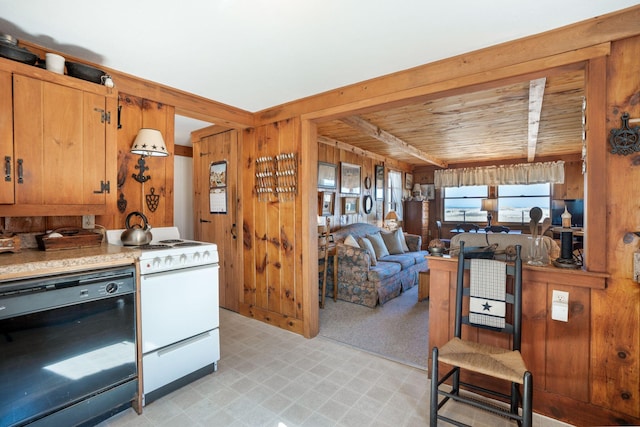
[{"xmin": 319, "ymin": 285, "xmax": 429, "ymax": 370}]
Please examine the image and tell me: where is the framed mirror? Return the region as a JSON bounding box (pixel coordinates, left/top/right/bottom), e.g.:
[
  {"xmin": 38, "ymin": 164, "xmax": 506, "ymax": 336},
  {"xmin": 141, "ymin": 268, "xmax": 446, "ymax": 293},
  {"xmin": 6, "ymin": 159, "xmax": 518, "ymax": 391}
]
[{"xmin": 363, "ymin": 195, "xmax": 373, "ymax": 214}]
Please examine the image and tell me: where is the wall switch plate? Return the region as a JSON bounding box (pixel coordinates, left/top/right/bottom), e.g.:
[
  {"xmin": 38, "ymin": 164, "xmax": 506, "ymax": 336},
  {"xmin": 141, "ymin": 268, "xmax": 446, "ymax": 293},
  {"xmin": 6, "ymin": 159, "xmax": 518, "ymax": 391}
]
[
  {"xmin": 551, "ymin": 290, "xmax": 569, "ymax": 322},
  {"xmin": 82, "ymin": 215, "xmax": 95, "ymax": 229}
]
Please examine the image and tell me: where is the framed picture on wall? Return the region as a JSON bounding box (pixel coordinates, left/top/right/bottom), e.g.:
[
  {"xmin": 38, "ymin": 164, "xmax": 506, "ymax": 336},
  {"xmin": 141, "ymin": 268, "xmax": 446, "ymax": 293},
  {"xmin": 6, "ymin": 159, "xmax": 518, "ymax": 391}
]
[
  {"xmin": 318, "ymin": 162, "xmax": 337, "ymax": 189},
  {"xmin": 375, "ymin": 165, "xmax": 384, "ymax": 200},
  {"xmin": 422, "ymin": 184, "xmax": 436, "ymax": 200},
  {"xmin": 405, "ymin": 173, "xmax": 413, "ymax": 190},
  {"xmin": 340, "ymin": 162, "xmax": 361, "ymax": 194},
  {"xmin": 318, "ymin": 191, "xmax": 335, "ymax": 216},
  {"xmin": 342, "ymin": 196, "xmax": 360, "ymax": 214}
]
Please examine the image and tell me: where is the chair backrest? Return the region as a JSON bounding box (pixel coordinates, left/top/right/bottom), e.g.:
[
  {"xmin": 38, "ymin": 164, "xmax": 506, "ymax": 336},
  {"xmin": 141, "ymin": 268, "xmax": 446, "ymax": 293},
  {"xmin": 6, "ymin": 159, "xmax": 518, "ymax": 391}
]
[
  {"xmin": 318, "ymin": 217, "xmax": 331, "ymax": 260},
  {"xmin": 485, "ymin": 225, "xmax": 510, "ymax": 233},
  {"xmin": 454, "ymin": 240, "xmax": 523, "ymax": 350},
  {"xmin": 456, "ymin": 223, "xmax": 480, "ymax": 233}
]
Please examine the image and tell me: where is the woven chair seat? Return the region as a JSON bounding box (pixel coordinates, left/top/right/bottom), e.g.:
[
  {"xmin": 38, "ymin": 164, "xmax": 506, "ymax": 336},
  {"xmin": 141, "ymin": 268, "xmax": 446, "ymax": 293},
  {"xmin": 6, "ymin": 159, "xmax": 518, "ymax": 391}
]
[{"xmin": 439, "ymin": 337, "xmax": 527, "ymax": 384}]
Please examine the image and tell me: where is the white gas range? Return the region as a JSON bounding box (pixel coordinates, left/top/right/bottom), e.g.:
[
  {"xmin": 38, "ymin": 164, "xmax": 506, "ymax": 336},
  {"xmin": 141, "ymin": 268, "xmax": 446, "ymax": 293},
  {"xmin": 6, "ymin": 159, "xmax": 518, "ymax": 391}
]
[{"xmin": 106, "ymin": 226, "xmax": 220, "ymax": 406}]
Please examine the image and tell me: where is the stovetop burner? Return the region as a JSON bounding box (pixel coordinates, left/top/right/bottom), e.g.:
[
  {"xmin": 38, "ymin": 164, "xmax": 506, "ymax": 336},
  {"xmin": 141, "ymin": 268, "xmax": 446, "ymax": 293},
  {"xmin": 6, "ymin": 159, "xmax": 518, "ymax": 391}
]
[
  {"xmin": 136, "ymin": 244, "xmax": 172, "ymax": 250},
  {"xmin": 159, "ymin": 239, "xmax": 184, "ymax": 244},
  {"xmin": 173, "ymin": 242, "xmax": 204, "ymax": 247}
]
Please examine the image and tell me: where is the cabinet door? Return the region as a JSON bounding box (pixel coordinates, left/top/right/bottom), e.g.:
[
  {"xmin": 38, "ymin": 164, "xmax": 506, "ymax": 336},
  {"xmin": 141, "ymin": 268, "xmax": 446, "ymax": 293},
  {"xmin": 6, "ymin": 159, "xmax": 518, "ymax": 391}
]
[
  {"xmin": 13, "ymin": 75, "xmax": 107, "ymax": 206},
  {"xmin": 0, "ymin": 70, "xmax": 13, "ymax": 204}
]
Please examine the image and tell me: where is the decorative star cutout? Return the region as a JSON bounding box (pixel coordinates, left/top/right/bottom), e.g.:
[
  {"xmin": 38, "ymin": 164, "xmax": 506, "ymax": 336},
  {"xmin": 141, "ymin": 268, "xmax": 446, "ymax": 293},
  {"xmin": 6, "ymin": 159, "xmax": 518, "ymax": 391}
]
[{"xmin": 482, "ymin": 301, "xmax": 492, "ymax": 311}]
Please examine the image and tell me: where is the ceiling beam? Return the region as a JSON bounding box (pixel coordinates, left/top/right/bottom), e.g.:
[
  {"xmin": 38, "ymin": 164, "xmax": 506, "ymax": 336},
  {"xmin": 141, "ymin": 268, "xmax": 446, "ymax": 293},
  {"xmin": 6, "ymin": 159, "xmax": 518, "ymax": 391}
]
[
  {"xmin": 317, "ymin": 135, "xmax": 413, "ymax": 171},
  {"xmin": 527, "ymin": 78, "xmax": 546, "ymax": 162},
  {"xmin": 338, "ymin": 115, "xmax": 448, "ymax": 168}
]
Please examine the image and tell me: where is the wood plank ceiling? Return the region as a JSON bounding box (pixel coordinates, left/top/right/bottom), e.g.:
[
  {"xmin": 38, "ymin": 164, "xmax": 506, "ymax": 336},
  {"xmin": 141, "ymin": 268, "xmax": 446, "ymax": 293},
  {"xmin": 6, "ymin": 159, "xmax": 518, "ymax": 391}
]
[{"xmin": 316, "ymin": 69, "xmax": 585, "ymax": 168}]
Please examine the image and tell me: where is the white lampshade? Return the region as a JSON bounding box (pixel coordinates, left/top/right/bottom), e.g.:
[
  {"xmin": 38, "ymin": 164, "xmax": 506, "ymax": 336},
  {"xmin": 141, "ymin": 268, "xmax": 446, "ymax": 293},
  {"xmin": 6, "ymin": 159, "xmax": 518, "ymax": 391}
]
[
  {"xmin": 130, "ymin": 128, "xmax": 168, "ymax": 157},
  {"xmin": 481, "ymin": 198, "xmax": 498, "ymax": 211}
]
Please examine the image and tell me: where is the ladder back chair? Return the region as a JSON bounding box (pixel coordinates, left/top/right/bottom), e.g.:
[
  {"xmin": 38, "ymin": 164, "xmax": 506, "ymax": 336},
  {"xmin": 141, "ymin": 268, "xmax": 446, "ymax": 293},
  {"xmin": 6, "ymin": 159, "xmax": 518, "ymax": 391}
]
[
  {"xmin": 318, "ymin": 217, "xmax": 331, "ymax": 308},
  {"xmin": 430, "ymin": 240, "xmax": 532, "ymax": 427},
  {"xmin": 436, "ymin": 220, "xmax": 451, "ymax": 249}
]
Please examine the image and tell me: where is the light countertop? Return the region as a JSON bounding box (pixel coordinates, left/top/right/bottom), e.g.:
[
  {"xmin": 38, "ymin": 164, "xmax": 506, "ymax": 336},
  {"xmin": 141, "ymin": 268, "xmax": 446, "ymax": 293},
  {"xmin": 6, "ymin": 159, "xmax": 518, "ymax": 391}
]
[{"xmin": 0, "ymin": 244, "xmax": 141, "ymax": 281}]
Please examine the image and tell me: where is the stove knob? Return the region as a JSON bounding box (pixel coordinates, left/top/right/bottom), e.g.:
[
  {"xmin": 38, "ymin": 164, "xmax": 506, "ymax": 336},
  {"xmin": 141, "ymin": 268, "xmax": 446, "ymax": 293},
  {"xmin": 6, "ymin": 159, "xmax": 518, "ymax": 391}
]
[
  {"xmin": 203, "ymin": 251, "xmax": 210, "ymax": 261},
  {"xmin": 153, "ymin": 258, "xmax": 161, "ymax": 268},
  {"xmin": 179, "ymin": 254, "xmax": 187, "ymax": 264},
  {"xmin": 105, "ymin": 282, "xmax": 119, "ymax": 294},
  {"xmin": 193, "ymin": 252, "xmax": 201, "ymax": 262}
]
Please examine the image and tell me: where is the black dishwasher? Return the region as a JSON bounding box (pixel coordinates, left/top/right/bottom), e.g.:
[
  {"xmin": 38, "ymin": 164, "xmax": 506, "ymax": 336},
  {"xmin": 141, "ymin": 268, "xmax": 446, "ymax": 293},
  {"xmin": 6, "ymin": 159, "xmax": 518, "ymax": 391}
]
[{"xmin": 0, "ymin": 265, "xmax": 137, "ymax": 427}]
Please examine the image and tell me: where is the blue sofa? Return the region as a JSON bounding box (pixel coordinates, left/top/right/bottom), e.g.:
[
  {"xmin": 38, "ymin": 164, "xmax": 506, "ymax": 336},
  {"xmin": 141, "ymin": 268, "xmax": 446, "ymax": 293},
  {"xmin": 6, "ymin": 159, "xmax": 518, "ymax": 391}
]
[{"xmin": 324, "ymin": 223, "xmax": 430, "ymax": 308}]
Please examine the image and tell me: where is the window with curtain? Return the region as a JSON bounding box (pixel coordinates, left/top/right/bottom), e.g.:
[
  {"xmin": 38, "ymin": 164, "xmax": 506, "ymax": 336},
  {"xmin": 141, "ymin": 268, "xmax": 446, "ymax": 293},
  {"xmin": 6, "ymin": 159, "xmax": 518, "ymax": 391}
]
[
  {"xmin": 443, "ymin": 186, "xmax": 488, "ymax": 222},
  {"xmin": 387, "ymin": 170, "xmax": 403, "ymax": 220},
  {"xmin": 497, "ymin": 183, "xmax": 550, "ymax": 223}
]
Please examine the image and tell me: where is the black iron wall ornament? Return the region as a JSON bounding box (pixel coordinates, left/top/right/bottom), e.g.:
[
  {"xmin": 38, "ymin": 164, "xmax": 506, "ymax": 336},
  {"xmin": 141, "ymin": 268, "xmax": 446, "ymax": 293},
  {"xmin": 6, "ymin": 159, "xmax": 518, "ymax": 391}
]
[
  {"xmin": 609, "ymin": 112, "xmax": 640, "ymax": 155},
  {"xmin": 117, "ymin": 193, "xmax": 128, "ymax": 213},
  {"xmin": 132, "ymin": 156, "xmax": 151, "ymax": 183},
  {"xmin": 145, "ymin": 187, "xmax": 160, "ymax": 212}
]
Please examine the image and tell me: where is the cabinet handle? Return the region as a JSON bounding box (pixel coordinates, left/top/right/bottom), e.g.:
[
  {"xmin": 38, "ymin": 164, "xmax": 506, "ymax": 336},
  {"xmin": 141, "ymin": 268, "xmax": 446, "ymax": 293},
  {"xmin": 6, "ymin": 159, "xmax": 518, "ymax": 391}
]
[
  {"xmin": 4, "ymin": 156, "xmax": 10, "ymax": 182},
  {"xmin": 17, "ymin": 159, "xmax": 23, "ymax": 184},
  {"xmin": 199, "ymin": 219, "xmax": 211, "ymax": 223},
  {"xmin": 231, "ymin": 223, "xmax": 237, "ymax": 240}
]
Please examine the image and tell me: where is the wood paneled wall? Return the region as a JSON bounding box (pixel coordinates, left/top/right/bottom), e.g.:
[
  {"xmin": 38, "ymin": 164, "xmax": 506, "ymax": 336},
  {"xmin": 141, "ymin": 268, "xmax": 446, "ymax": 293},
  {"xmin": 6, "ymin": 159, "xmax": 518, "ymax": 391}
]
[
  {"xmin": 318, "ymin": 144, "xmax": 382, "ymax": 230},
  {"xmin": 591, "ymin": 34, "xmax": 640, "ymax": 419},
  {"xmin": 96, "ymin": 94, "xmax": 175, "ymax": 230},
  {"xmin": 239, "ymin": 118, "xmax": 307, "ymax": 335}
]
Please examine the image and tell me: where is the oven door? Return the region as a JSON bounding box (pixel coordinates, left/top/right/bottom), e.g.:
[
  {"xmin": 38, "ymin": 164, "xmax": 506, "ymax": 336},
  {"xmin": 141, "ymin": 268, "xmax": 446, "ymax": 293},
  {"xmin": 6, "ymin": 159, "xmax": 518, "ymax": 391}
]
[
  {"xmin": 140, "ymin": 264, "xmax": 219, "ymax": 353},
  {"xmin": 0, "ymin": 288, "xmax": 136, "ymax": 427}
]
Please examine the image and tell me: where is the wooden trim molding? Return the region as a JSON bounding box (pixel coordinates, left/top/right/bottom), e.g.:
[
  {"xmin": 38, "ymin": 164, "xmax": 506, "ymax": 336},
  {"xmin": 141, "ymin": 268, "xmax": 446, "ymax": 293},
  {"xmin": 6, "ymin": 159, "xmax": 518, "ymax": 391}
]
[{"xmin": 174, "ymin": 144, "xmax": 193, "ymax": 158}]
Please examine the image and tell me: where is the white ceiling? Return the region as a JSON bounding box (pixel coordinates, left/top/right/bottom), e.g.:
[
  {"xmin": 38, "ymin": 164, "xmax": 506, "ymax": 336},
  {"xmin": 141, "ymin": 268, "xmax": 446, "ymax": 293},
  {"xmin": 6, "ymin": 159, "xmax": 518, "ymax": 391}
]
[{"xmin": 1, "ymin": 1, "xmax": 637, "ymax": 143}]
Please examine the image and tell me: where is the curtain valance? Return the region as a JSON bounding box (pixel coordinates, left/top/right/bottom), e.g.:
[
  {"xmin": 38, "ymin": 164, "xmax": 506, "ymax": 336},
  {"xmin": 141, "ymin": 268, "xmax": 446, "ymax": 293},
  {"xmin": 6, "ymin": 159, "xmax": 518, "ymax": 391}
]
[{"xmin": 434, "ymin": 161, "xmax": 565, "ymax": 188}]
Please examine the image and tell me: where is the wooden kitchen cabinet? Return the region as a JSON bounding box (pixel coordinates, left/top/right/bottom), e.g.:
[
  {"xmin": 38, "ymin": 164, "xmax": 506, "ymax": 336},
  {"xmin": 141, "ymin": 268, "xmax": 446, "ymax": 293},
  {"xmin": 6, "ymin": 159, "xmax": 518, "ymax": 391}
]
[
  {"xmin": 0, "ymin": 68, "xmax": 117, "ymax": 216},
  {"xmin": 404, "ymin": 200, "xmax": 429, "ymax": 249},
  {"xmin": 0, "ymin": 70, "xmax": 13, "ymax": 204}
]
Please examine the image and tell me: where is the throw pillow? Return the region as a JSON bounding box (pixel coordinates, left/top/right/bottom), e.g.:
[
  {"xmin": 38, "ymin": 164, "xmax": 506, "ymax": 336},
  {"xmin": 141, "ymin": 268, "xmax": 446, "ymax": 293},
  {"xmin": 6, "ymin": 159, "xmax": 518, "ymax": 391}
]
[
  {"xmin": 358, "ymin": 237, "xmax": 378, "ymax": 266},
  {"xmin": 344, "ymin": 234, "xmax": 359, "ymax": 248},
  {"xmin": 396, "ymin": 227, "xmax": 410, "ymax": 252},
  {"xmin": 367, "ymin": 232, "xmax": 390, "ymax": 259},
  {"xmin": 381, "ymin": 229, "xmax": 405, "ymax": 255}
]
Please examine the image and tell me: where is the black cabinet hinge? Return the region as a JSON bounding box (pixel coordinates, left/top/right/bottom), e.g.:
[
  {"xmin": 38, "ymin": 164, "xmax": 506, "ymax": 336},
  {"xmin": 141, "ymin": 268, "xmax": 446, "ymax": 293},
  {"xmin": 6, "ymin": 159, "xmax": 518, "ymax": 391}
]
[{"xmin": 93, "ymin": 180, "xmax": 111, "ymax": 194}]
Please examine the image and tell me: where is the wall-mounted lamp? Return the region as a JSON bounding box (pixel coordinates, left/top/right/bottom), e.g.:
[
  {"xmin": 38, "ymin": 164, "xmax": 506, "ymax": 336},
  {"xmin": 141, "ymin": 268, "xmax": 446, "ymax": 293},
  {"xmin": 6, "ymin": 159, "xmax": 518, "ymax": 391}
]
[
  {"xmin": 130, "ymin": 128, "xmax": 168, "ymax": 183},
  {"xmin": 481, "ymin": 198, "xmax": 498, "ymax": 227}
]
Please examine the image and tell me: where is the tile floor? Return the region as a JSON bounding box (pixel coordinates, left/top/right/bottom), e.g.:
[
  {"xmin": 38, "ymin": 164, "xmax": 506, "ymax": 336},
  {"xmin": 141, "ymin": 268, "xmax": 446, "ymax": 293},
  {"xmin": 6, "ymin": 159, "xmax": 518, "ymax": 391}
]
[{"xmin": 99, "ymin": 309, "xmax": 573, "ymax": 427}]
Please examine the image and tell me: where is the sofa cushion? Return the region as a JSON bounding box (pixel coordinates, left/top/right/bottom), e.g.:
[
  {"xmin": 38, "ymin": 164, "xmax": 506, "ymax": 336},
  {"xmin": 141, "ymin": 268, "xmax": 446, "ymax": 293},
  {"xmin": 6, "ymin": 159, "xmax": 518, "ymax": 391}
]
[
  {"xmin": 358, "ymin": 237, "xmax": 378, "ymax": 266},
  {"xmin": 381, "ymin": 229, "xmax": 405, "ymax": 255},
  {"xmin": 367, "ymin": 261, "xmax": 402, "ymax": 282},
  {"xmin": 401, "ymin": 250, "xmax": 430, "ymax": 265},
  {"xmin": 397, "ymin": 227, "xmax": 411, "ymax": 252},
  {"xmin": 344, "ymin": 234, "xmax": 360, "ymax": 247},
  {"xmin": 380, "ymin": 254, "xmax": 415, "ymax": 269},
  {"xmin": 367, "ymin": 232, "xmax": 390, "ymax": 259}
]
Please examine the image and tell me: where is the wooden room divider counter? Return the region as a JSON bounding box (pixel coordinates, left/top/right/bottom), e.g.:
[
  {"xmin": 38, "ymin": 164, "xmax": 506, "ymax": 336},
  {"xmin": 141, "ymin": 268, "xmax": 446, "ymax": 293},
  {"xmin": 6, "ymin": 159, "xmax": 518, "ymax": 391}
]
[{"xmin": 427, "ymin": 256, "xmax": 611, "ymax": 426}]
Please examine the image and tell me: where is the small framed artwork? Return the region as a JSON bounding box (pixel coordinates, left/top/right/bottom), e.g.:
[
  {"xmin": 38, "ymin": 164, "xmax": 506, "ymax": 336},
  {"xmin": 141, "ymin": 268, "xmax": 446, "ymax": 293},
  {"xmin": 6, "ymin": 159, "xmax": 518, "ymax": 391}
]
[
  {"xmin": 342, "ymin": 196, "xmax": 359, "ymax": 215},
  {"xmin": 375, "ymin": 165, "xmax": 384, "ymax": 200},
  {"xmin": 318, "ymin": 162, "xmax": 337, "ymax": 189},
  {"xmin": 209, "ymin": 161, "xmax": 228, "ymax": 214},
  {"xmin": 340, "ymin": 162, "xmax": 361, "ymax": 195},
  {"xmin": 405, "ymin": 173, "xmax": 413, "ymax": 190},
  {"xmin": 422, "ymin": 184, "xmax": 436, "ymax": 200},
  {"xmin": 318, "ymin": 191, "xmax": 335, "ymax": 216}
]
